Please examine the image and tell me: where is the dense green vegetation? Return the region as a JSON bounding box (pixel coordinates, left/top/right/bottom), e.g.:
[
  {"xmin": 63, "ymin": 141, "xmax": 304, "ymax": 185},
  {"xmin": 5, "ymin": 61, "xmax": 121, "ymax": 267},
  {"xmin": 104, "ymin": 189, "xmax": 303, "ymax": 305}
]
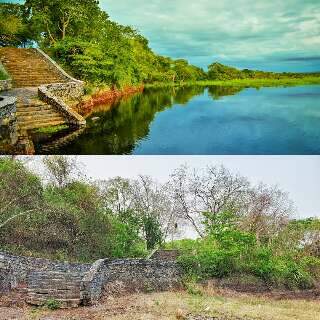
[
  {"xmin": 0, "ymin": 1, "xmax": 206, "ymax": 87},
  {"xmin": 1, "ymin": 1, "xmax": 319, "ymax": 89},
  {"xmin": 0, "ymin": 157, "xmax": 319, "ymax": 290},
  {"xmin": 168, "ymin": 217, "xmax": 320, "ymax": 289},
  {"xmin": 0, "ymin": 3, "xmax": 34, "ymax": 47},
  {"xmin": 207, "ymin": 62, "xmax": 320, "ymax": 81},
  {"xmin": 0, "ymin": 157, "xmax": 158, "ymax": 261},
  {"xmin": 165, "ymin": 165, "xmax": 320, "ymax": 290}
]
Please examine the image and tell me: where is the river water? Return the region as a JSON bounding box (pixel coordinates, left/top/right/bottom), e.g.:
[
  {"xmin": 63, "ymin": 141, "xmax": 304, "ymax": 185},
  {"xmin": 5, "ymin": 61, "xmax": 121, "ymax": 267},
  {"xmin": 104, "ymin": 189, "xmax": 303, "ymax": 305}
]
[{"xmin": 2, "ymin": 85, "xmax": 320, "ymax": 155}]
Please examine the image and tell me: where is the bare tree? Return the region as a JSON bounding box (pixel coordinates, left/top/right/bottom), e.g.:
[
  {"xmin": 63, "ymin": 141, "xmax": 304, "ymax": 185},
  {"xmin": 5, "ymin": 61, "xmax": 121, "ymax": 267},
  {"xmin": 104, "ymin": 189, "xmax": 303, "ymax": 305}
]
[
  {"xmin": 169, "ymin": 165, "xmax": 250, "ymax": 237},
  {"xmin": 98, "ymin": 177, "xmax": 135, "ymax": 215},
  {"xmin": 131, "ymin": 175, "xmax": 177, "ymax": 245},
  {"xmin": 240, "ymin": 183, "xmax": 293, "ymax": 244},
  {"xmin": 99, "ymin": 175, "xmax": 178, "ymax": 248},
  {"xmin": 42, "ymin": 155, "xmax": 83, "ymax": 187}
]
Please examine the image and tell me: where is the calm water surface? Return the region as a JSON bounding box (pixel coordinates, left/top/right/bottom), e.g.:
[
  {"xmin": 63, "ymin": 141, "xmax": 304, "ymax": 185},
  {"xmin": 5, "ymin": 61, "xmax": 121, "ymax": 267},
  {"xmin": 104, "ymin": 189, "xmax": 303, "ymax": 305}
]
[{"xmin": 30, "ymin": 85, "xmax": 320, "ymax": 154}]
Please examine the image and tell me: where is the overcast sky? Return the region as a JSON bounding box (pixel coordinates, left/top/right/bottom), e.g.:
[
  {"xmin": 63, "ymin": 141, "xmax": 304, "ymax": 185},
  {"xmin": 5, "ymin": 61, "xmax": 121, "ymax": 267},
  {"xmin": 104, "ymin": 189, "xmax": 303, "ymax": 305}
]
[
  {"xmin": 29, "ymin": 156, "xmax": 320, "ymax": 220},
  {"xmin": 100, "ymin": 0, "xmax": 320, "ymax": 72}
]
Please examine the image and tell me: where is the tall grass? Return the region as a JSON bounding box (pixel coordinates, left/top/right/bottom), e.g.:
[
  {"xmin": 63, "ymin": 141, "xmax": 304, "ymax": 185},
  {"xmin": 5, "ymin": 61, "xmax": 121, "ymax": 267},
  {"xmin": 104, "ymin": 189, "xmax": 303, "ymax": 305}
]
[{"xmin": 145, "ymin": 76, "xmax": 320, "ymax": 89}]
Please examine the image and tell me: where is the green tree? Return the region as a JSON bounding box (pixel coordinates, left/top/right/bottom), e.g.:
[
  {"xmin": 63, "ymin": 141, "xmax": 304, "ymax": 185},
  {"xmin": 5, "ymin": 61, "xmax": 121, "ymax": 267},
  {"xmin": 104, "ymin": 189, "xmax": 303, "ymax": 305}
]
[
  {"xmin": 0, "ymin": 158, "xmax": 43, "ymax": 230},
  {"xmin": 25, "ymin": 0, "xmax": 105, "ymax": 44},
  {"xmin": 0, "ymin": 3, "xmax": 33, "ymax": 46}
]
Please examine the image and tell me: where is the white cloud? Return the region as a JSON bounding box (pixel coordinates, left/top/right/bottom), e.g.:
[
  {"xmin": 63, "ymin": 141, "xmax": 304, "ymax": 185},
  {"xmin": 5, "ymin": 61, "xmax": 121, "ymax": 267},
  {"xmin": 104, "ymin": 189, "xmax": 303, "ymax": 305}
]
[{"xmin": 101, "ymin": 0, "xmax": 320, "ymax": 69}]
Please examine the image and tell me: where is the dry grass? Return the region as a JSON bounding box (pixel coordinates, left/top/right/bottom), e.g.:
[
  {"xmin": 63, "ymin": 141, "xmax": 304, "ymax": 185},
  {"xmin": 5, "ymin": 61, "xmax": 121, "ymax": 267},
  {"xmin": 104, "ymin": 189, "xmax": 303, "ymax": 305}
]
[{"xmin": 1, "ymin": 289, "xmax": 319, "ymax": 320}]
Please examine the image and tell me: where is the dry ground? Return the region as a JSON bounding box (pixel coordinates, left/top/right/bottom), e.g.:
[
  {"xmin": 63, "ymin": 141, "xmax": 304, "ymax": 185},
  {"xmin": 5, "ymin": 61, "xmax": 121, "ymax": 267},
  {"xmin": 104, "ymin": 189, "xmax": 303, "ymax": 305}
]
[{"xmin": 0, "ymin": 289, "xmax": 319, "ymax": 320}]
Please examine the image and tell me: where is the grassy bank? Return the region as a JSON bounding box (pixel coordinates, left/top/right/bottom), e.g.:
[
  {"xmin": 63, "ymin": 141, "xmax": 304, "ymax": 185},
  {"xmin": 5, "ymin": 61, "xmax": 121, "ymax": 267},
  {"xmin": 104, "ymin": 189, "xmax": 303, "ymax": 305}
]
[
  {"xmin": 79, "ymin": 75, "xmax": 320, "ymax": 114},
  {"xmin": 145, "ymin": 76, "xmax": 320, "ymax": 89}
]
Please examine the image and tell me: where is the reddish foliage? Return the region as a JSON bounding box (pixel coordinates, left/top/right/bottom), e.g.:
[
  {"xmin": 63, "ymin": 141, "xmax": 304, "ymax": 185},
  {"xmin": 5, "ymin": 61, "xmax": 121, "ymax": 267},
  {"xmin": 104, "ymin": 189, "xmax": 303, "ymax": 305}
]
[{"xmin": 75, "ymin": 86, "xmax": 144, "ymax": 116}]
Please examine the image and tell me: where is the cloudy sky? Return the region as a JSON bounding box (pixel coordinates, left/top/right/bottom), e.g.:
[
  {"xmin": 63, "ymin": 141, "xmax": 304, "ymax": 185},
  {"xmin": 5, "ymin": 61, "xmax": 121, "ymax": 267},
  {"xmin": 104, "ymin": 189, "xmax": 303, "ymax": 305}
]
[{"xmin": 100, "ymin": 0, "xmax": 320, "ymax": 72}]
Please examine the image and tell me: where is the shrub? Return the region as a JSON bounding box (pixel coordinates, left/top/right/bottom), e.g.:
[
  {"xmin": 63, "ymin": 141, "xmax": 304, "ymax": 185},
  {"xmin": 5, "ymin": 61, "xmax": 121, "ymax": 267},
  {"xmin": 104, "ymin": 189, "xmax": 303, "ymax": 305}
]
[
  {"xmin": 44, "ymin": 299, "xmax": 61, "ymax": 310},
  {"xmin": 176, "ymin": 230, "xmax": 318, "ymax": 290}
]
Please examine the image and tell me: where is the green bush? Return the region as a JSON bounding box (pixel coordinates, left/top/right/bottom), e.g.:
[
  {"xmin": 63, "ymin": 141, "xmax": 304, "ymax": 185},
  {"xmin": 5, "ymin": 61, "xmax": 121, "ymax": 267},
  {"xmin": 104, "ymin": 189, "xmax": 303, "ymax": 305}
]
[
  {"xmin": 301, "ymin": 256, "xmax": 320, "ymax": 280},
  {"xmin": 44, "ymin": 299, "xmax": 61, "ymax": 310},
  {"xmin": 175, "ymin": 229, "xmax": 319, "ymax": 290}
]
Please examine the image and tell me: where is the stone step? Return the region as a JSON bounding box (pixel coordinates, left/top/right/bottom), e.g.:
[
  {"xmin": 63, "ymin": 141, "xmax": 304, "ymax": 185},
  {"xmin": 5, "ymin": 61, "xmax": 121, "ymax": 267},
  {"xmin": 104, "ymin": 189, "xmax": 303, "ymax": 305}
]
[
  {"xmin": 17, "ymin": 106, "xmax": 54, "ymax": 114},
  {"xmin": 17, "ymin": 109, "xmax": 63, "ymax": 116},
  {"xmin": 18, "ymin": 116, "xmax": 65, "ymax": 124},
  {"xmin": 26, "ymin": 297, "xmax": 81, "ymax": 308},
  {"xmin": 28, "ymin": 292, "xmax": 80, "ymax": 297},
  {"xmin": 27, "ymin": 278, "xmax": 82, "ymax": 284},
  {"xmin": 12, "ymin": 76, "xmax": 63, "ymax": 80},
  {"xmin": 14, "ymin": 82, "xmax": 61, "ymax": 88},
  {"xmin": 17, "ymin": 113, "xmax": 64, "ymax": 122},
  {"xmin": 0, "ymin": 48, "xmax": 68, "ymax": 88},
  {"xmin": 19, "ymin": 119, "xmax": 66, "ymax": 130},
  {"xmin": 17, "ymin": 110, "xmax": 61, "ymax": 116}
]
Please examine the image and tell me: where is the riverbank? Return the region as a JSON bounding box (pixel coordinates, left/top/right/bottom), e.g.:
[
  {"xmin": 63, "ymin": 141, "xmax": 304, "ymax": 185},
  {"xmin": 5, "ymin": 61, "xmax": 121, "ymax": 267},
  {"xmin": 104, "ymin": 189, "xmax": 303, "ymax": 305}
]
[
  {"xmin": 74, "ymin": 76, "xmax": 320, "ymax": 116},
  {"xmin": 145, "ymin": 76, "xmax": 320, "ymax": 88},
  {"xmin": 74, "ymin": 85, "xmax": 144, "ymax": 117}
]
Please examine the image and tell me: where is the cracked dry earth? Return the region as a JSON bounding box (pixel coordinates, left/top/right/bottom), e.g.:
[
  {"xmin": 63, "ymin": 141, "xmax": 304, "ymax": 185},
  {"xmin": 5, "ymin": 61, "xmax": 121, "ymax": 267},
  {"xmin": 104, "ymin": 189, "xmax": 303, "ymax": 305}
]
[{"xmin": 1, "ymin": 290, "xmax": 320, "ymax": 320}]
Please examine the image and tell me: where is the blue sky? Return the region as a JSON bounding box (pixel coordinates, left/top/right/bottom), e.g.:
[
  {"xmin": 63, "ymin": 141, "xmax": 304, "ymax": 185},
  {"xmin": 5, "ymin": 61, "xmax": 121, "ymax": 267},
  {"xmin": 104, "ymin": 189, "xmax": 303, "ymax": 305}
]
[{"xmin": 5, "ymin": 0, "xmax": 320, "ymax": 71}]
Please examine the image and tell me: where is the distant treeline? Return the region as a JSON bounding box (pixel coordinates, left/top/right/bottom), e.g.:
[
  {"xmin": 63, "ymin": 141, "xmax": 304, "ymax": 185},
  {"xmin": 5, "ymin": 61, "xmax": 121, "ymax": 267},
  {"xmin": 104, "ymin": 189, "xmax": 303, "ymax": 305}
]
[
  {"xmin": 0, "ymin": 1, "xmax": 319, "ymax": 87},
  {"xmin": 207, "ymin": 62, "xmax": 320, "ymax": 81}
]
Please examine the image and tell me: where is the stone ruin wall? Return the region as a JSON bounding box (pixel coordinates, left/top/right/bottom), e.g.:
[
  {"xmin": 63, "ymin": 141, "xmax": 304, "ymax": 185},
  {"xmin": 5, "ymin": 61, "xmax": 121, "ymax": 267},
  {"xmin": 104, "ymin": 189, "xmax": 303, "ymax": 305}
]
[
  {"xmin": 0, "ymin": 252, "xmax": 90, "ymax": 285},
  {"xmin": 0, "ymin": 251, "xmax": 182, "ymax": 307},
  {"xmin": 38, "ymin": 82, "xmax": 86, "ymax": 128}
]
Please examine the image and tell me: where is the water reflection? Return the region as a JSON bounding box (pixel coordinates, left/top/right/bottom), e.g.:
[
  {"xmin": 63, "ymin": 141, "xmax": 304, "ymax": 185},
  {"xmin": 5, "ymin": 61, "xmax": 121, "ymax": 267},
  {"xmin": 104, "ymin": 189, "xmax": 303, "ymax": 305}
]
[
  {"xmin": 207, "ymin": 85, "xmax": 245, "ymax": 100},
  {"xmin": 2, "ymin": 85, "xmax": 319, "ymax": 155},
  {"xmin": 43, "ymin": 85, "xmax": 244, "ymax": 155}
]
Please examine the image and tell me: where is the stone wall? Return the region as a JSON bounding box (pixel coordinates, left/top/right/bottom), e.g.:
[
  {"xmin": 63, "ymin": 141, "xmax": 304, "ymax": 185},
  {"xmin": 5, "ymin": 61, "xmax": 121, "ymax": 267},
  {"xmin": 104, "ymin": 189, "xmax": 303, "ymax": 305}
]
[
  {"xmin": 81, "ymin": 259, "xmax": 106, "ymax": 306},
  {"xmin": 0, "ymin": 62, "xmax": 12, "ymax": 92},
  {"xmin": 0, "ymin": 252, "xmax": 182, "ymax": 307},
  {"xmin": 0, "ymin": 260, "xmax": 15, "ymax": 292},
  {"xmin": 0, "ymin": 252, "xmax": 90, "ymax": 284},
  {"xmin": 0, "ymin": 96, "xmax": 16, "ymax": 120},
  {"xmin": 38, "ymin": 83, "xmax": 86, "ymax": 127},
  {"xmin": 0, "ymin": 79, "xmax": 12, "ymax": 92},
  {"xmin": 26, "ymin": 271, "xmax": 83, "ymax": 308},
  {"xmin": 35, "ymin": 48, "xmax": 79, "ymax": 83},
  {"xmin": 35, "ymin": 49, "xmax": 86, "ymax": 128},
  {"xmin": 102, "ymin": 259, "xmax": 182, "ymax": 295},
  {"xmin": 42, "ymin": 82, "xmax": 84, "ymax": 101}
]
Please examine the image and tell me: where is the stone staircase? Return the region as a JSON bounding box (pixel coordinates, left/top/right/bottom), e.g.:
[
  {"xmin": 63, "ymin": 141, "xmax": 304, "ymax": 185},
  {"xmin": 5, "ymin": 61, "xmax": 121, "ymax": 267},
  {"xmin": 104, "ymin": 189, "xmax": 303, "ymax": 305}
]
[
  {"xmin": 17, "ymin": 99, "xmax": 66, "ymax": 131},
  {"xmin": 0, "ymin": 48, "xmax": 68, "ymax": 88},
  {"xmin": 26, "ymin": 271, "xmax": 83, "ymax": 308},
  {"xmin": 1, "ymin": 88, "xmax": 67, "ymax": 133}
]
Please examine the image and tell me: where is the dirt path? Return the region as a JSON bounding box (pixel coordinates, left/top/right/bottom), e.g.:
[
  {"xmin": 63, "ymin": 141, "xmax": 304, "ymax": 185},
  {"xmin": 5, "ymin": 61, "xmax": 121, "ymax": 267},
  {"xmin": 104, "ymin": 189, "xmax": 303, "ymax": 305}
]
[{"xmin": 1, "ymin": 289, "xmax": 319, "ymax": 320}]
